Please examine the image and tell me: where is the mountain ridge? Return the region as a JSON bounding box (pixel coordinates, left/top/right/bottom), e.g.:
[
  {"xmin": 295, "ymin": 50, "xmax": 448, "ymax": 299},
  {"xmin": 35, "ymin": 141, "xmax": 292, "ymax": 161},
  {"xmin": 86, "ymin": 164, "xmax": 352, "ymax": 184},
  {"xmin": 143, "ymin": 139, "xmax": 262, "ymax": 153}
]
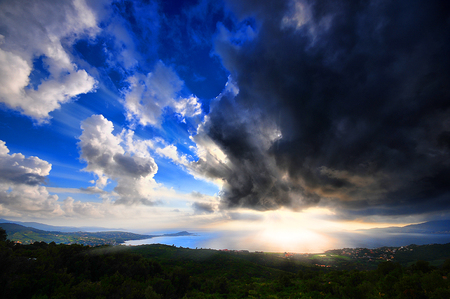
[
  {"xmin": 0, "ymin": 222, "xmax": 195, "ymax": 246},
  {"xmin": 0, "ymin": 218, "xmax": 123, "ymax": 232},
  {"xmin": 0, "ymin": 222, "xmax": 154, "ymax": 245},
  {"xmin": 357, "ymin": 220, "xmax": 450, "ymax": 234}
]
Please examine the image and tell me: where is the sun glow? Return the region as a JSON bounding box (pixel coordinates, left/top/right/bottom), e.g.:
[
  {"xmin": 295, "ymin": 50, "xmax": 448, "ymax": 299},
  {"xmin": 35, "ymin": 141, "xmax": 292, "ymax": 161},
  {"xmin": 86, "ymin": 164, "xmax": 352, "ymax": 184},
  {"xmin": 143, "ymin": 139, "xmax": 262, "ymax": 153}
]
[
  {"xmin": 202, "ymin": 207, "xmax": 421, "ymax": 253},
  {"xmin": 258, "ymin": 227, "xmax": 331, "ymax": 253},
  {"xmin": 203, "ymin": 208, "xmax": 339, "ymax": 252}
]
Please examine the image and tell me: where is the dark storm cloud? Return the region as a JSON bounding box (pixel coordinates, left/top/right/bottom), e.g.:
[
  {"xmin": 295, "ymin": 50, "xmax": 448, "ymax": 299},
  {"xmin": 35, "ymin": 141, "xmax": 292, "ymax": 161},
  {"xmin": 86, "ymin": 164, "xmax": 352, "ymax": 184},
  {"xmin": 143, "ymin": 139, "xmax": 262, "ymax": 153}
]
[
  {"xmin": 192, "ymin": 201, "xmax": 215, "ymax": 214},
  {"xmin": 192, "ymin": 90, "xmax": 300, "ymax": 210},
  {"xmin": 196, "ymin": 0, "xmax": 450, "ymax": 216}
]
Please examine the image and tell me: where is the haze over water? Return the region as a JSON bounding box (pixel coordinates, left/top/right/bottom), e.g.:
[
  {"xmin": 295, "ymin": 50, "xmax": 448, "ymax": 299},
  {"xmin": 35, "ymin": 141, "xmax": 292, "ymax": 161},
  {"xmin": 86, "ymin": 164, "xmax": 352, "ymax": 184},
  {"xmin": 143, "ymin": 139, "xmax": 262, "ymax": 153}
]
[{"xmin": 125, "ymin": 230, "xmax": 450, "ymax": 253}]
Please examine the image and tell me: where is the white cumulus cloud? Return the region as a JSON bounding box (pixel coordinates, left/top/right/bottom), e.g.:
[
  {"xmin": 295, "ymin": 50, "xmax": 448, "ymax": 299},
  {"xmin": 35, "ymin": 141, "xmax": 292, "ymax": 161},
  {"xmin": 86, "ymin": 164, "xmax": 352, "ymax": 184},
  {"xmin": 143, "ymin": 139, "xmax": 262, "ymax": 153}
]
[
  {"xmin": 79, "ymin": 114, "xmax": 160, "ymax": 205},
  {"xmin": 156, "ymin": 145, "xmax": 189, "ymax": 166},
  {"xmin": 0, "ymin": 0, "xmax": 99, "ymax": 121},
  {"xmin": 123, "ymin": 61, "xmax": 203, "ymax": 127},
  {"xmin": 0, "ymin": 140, "xmax": 63, "ymax": 217},
  {"xmin": 0, "ymin": 140, "xmax": 51, "ymax": 185},
  {"xmin": 173, "ymin": 96, "xmax": 202, "ymax": 119}
]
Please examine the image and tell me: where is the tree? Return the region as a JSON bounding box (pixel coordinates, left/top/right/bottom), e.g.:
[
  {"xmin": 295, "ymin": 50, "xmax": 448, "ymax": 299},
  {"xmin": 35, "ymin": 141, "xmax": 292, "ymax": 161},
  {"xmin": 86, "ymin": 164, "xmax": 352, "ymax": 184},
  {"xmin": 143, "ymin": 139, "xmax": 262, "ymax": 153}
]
[
  {"xmin": 0, "ymin": 227, "xmax": 7, "ymax": 242},
  {"xmin": 442, "ymin": 258, "xmax": 450, "ymax": 272},
  {"xmin": 377, "ymin": 261, "xmax": 402, "ymax": 276},
  {"xmin": 413, "ymin": 260, "xmax": 432, "ymax": 273}
]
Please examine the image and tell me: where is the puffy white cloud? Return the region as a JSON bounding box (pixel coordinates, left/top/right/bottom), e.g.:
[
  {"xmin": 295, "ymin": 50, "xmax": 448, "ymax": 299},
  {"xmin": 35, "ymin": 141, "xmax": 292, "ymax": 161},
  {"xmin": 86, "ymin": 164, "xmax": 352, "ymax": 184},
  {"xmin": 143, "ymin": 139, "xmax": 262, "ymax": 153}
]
[
  {"xmin": 79, "ymin": 114, "xmax": 160, "ymax": 205},
  {"xmin": 0, "ymin": 141, "xmax": 51, "ymax": 185},
  {"xmin": 0, "ymin": 47, "xmax": 32, "ymax": 98},
  {"xmin": 123, "ymin": 61, "xmax": 203, "ymax": 127},
  {"xmin": 62, "ymin": 197, "xmax": 106, "ymax": 218},
  {"xmin": 123, "ymin": 61, "xmax": 183, "ymax": 126},
  {"xmin": 0, "ymin": 0, "xmax": 98, "ymax": 121},
  {"xmin": 0, "ymin": 184, "xmax": 63, "ymax": 217},
  {"xmin": 0, "ymin": 140, "xmax": 63, "ymax": 217},
  {"xmin": 173, "ymin": 96, "xmax": 202, "ymax": 119},
  {"xmin": 156, "ymin": 145, "xmax": 189, "ymax": 166},
  {"xmin": 0, "ymin": 137, "xmax": 219, "ymax": 225}
]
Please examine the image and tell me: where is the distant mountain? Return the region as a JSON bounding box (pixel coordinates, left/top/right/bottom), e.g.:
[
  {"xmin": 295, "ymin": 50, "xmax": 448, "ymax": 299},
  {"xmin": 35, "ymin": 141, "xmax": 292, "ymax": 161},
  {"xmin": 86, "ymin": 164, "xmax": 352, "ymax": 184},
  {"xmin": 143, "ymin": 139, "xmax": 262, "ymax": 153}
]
[
  {"xmin": 0, "ymin": 218, "xmax": 122, "ymax": 232},
  {"xmin": 0, "ymin": 222, "xmax": 194, "ymax": 246},
  {"xmin": 359, "ymin": 220, "xmax": 450, "ymax": 234},
  {"xmin": 0, "ymin": 223, "xmax": 44, "ymax": 234},
  {"xmin": 163, "ymin": 231, "xmax": 194, "ymax": 237}
]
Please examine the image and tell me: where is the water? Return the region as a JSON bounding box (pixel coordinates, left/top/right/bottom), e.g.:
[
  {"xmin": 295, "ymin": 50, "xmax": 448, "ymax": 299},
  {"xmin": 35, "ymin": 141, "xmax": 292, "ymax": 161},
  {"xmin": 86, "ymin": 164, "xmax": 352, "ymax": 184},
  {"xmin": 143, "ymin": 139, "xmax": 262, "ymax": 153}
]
[
  {"xmin": 124, "ymin": 231, "xmax": 450, "ymax": 252},
  {"xmin": 334, "ymin": 232, "xmax": 450, "ymax": 249},
  {"xmin": 124, "ymin": 232, "xmax": 220, "ymax": 249}
]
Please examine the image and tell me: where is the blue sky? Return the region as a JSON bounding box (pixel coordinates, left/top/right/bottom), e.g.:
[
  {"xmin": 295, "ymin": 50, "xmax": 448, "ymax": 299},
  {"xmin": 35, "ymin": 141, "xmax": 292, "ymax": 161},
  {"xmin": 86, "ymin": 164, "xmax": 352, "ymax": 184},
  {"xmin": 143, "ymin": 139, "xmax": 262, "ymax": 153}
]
[
  {"xmin": 1, "ymin": 0, "xmax": 449, "ymax": 251},
  {"xmin": 0, "ymin": 0, "xmax": 224, "ymax": 216}
]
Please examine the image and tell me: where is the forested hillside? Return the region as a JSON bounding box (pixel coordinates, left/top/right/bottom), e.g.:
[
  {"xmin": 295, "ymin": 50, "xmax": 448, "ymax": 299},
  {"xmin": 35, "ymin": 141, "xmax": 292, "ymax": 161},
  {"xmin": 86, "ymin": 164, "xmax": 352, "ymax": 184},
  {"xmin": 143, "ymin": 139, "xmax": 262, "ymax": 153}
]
[
  {"xmin": 0, "ymin": 222, "xmax": 153, "ymax": 246},
  {"xmin": 1, "ymin": 227, "xmax": 450, "ymax": 298}
]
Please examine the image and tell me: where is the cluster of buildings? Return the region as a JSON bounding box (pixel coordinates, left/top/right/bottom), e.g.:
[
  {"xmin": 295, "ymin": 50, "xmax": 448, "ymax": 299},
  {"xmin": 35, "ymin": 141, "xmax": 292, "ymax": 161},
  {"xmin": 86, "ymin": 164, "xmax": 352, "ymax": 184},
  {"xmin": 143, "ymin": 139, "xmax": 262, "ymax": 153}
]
[{"xmin": 326, "ymin": 247, "xmax": 400, "ymax": 262}]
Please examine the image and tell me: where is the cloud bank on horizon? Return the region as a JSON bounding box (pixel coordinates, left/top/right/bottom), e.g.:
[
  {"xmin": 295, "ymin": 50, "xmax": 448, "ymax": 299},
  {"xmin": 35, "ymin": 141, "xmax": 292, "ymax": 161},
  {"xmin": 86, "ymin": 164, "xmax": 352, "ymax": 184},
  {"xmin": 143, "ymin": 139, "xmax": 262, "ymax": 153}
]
[{"xmin": 0, "ymin": 0, "xmax": 449, "ymax": 230}]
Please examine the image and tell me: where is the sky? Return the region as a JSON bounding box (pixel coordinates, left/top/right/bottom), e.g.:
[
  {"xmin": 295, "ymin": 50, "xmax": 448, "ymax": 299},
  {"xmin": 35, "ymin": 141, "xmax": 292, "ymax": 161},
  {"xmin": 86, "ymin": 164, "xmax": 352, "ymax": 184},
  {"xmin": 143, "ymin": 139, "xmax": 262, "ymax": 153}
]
[{"xmin": 0, "ymin": 0, "xmax": 449, "ymax": 252}]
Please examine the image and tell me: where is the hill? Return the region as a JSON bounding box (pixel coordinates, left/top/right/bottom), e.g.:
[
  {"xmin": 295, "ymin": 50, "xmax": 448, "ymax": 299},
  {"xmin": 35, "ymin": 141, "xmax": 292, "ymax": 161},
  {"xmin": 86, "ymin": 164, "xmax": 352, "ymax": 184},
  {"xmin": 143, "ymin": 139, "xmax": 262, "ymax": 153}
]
[
  {"xmin": 0, "ymin": 218, "xmax": 120, "ymax": 232},
  {"xmin": 0, "ymin": 222, "xmax": 196, "ymax": 246},
  {"xmin": 0, "ymin": 222, "xmax": 153, "ymax": 245},
  {"xmin": 358, "ymin": 219, "xmax": 450, "ymax": 234},
  {"xmin": 1, "ymin": 238, "xmax": 450, "ymax": 298}
]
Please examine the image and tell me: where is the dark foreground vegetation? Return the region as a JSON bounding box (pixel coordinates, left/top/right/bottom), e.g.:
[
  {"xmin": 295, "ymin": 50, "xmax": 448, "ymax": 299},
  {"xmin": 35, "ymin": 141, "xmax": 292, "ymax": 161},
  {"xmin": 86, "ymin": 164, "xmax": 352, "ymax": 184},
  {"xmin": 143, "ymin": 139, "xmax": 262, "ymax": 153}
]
[{"xmin": 1, "ymin": 228, "xmax": 450, "ymax": 299}]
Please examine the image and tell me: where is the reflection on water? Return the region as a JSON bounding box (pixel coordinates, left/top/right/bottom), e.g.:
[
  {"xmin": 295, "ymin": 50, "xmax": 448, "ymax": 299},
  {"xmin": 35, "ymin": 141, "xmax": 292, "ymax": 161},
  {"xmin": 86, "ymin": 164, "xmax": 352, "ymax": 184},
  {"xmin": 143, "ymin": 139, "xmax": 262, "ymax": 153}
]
[{"xmin": 124, "ymin": 231, "xmax": 450, "ymax": 252}]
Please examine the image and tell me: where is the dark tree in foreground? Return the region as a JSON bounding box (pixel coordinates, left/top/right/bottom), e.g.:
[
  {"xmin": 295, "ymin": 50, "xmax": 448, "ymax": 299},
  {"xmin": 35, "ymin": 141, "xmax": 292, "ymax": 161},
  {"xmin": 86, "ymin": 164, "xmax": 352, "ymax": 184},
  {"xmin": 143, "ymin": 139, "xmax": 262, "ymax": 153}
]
[
  {"xmin": 0, "ymin": 227, "xmax": 6, "ymax": 242},
  {"xmin": 1, "ymin": 241, "xmax": 450, "ymax": 298}
]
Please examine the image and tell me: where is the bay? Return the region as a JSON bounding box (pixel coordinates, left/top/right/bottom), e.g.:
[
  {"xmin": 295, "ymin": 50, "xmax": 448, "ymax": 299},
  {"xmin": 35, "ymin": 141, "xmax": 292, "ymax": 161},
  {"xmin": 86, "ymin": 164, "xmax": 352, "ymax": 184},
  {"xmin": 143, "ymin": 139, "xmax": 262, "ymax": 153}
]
[{"xmin": 124, "ymin": 232, "xmax": 219, "ymax": 249}]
